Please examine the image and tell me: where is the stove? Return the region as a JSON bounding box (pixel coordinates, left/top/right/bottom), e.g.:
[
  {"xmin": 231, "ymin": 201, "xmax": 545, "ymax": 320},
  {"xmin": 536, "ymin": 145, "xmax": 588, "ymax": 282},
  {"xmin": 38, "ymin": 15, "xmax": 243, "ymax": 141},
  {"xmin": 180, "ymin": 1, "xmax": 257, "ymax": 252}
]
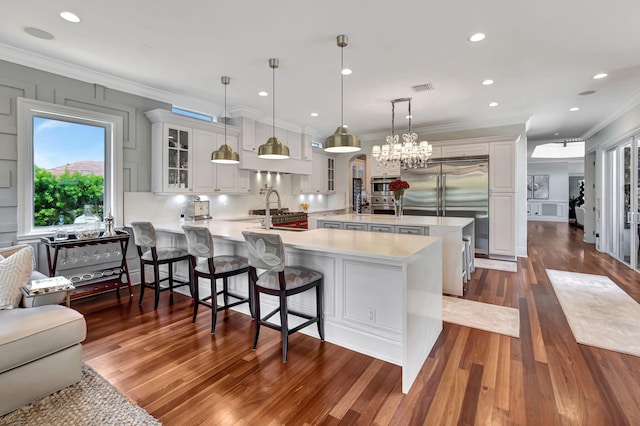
[{"xmin": 250, "ymin": 209, "xmax": 309, "ymax": 229}]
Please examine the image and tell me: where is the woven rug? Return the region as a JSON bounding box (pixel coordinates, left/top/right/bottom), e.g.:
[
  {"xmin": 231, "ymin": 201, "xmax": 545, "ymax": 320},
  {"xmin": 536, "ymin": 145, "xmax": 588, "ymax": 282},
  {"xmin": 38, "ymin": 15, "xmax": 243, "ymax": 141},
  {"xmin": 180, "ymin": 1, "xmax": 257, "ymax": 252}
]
[
  {"xmin": 547, "ymin": 269, "xmax": 640, "ymax": 357},
  {"xmin": 443, "ymin": 296, "xmax": 520, "ymax": 338},
  {"xmin": 474, "ymin": 258, "xmax": 518, "ymax": 272},
  {"xmin": 0, "ymin": 364, "xmax": 160, "ymax": 426}
]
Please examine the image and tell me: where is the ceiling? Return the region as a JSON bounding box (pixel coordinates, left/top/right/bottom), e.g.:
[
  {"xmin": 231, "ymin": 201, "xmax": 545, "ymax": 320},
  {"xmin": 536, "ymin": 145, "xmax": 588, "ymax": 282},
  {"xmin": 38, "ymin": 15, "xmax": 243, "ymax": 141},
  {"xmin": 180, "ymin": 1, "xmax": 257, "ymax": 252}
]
[{"xmin": 1, "ymin": 0, "xmax": 640, "ymax": 143}]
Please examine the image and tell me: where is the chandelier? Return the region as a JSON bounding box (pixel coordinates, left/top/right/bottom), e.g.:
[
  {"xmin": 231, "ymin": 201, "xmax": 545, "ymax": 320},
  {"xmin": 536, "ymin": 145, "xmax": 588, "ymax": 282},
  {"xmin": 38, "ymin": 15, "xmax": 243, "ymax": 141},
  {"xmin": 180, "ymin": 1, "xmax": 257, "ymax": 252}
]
[{"xmin": 372, "ymin": 97, "xmax": 432, "ymax": 169}]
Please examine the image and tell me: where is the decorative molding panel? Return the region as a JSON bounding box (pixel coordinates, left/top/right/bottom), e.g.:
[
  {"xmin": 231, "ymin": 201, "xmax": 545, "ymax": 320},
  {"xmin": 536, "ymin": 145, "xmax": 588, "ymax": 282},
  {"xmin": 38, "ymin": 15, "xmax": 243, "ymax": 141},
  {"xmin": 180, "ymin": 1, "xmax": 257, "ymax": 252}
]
[
  {"xmin": 0, "ymin": 77, "xmax": 36, "ymax": 134},
  {"xmin": 53, "ymin": 90, "xmax": 137, "ymax": 149}
]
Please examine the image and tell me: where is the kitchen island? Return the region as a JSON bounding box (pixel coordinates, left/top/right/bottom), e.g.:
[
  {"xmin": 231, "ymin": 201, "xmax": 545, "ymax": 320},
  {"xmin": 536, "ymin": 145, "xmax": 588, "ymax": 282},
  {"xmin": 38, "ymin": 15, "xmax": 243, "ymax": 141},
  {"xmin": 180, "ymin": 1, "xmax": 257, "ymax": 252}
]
[
  {"xmin": 317, "ymin": 214, "xmax": 475, "ymax": 296},
  {"xmin": 152, "ymin": 220, "xmax": 442, "ymax": 393}
]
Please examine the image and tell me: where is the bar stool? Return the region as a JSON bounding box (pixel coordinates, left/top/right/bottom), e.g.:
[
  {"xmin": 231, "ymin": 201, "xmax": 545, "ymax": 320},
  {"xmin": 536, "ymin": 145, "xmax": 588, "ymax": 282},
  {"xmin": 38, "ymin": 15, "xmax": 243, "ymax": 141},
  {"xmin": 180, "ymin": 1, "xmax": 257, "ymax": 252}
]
[
  {"xmin": 182, "ymin": 225, "xmax": 251, "ymax": 333},
  {"xmin": 241, "ymin": 230, "xmax": 324, "ymax": 363},
  {"xmin": 130, "ymin": 221, "xmax": 191, "ymax": 310}
]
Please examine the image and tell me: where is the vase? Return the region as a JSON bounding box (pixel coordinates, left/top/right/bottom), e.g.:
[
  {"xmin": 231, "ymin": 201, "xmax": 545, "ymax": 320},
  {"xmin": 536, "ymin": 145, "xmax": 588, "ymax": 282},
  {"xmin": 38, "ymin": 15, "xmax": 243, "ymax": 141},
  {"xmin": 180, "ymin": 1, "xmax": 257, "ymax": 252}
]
[{"xmin": 394, "ymin": 195, "xmax": 403, "ymax": 220}]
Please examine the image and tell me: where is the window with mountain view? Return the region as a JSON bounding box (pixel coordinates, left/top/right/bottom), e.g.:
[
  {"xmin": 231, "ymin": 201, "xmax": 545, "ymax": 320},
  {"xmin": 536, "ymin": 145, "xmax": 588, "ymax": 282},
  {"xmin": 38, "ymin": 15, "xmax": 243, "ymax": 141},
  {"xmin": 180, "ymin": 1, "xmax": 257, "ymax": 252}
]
[
  {"xmin": 17, "ymin": 98, "xmax": 123, "ymax": 237},
  {"xmin": 33, "ymin": 117, "xmax": 106, "ymax": 226}
]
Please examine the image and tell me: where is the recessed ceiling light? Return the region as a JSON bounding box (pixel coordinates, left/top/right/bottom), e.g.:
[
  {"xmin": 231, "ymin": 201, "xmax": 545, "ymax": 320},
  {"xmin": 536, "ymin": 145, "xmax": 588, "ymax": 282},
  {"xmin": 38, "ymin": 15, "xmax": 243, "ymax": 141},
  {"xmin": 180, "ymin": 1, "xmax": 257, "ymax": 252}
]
[
  {"xmin": 593, "ymin": 73, "xmax": 608, "ymax": 79},
  {"xmin": 60, "ymin": 11, "xmax": 81, "ymax": 23},
  {"xmin": 468, "ymin": 33, "xmax": 486, "ymax": 42},
  {"xmin": 482, "ymin": 79, "xmax": 494, "ymax": 86},
  {"xmin": 258, "ymin": 91, "xmax": 268, "ymax": 97},
  {"xmin": 569, "ymin": 107, "xmax": 580, "ymax": 112},
  {"xmin": 341, "ymin": 68, "xmax": 352, "ymax": 75},
  {"xmin": 489, "ymin": 102, "xmax": 498, "ymax": 107},
  {"xmin": 24, "ymin": 27, "xmax": 54, "ymax": 40},
  {"xmin": 310, "ymin": 112, "xmax": 318, "ymax": 117}
]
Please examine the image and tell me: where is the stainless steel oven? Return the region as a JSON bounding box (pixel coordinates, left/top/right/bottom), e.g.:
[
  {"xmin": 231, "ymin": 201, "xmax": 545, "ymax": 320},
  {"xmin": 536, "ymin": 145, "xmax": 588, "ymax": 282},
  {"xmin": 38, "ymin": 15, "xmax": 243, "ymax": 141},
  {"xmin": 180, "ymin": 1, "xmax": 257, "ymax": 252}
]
[
  {"xmin": 371, "ymin": 176, "xmax": 400, "ymax": 196},
  {"xmin": 370, "ymin": 177, "xmax": 399, "ymax": 214}
]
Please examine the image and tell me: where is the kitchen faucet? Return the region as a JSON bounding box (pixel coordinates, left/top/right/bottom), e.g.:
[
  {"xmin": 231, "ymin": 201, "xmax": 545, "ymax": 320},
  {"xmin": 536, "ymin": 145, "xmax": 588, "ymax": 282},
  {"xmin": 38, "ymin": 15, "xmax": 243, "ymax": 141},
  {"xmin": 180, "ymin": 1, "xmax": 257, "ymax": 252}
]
[{"xmin": 263, "ymin": 188, "xmax": 281, "ymax": 230}]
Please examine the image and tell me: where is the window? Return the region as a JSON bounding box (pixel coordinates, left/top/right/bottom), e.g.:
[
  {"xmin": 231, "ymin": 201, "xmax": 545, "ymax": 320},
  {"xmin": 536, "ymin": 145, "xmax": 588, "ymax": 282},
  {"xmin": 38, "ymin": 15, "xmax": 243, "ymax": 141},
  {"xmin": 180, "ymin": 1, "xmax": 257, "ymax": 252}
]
[
  {"xmin": 171, "ymin": 106, "xmax": 213, "ymax": 122},
  {"xmin": 17, "ymin": 98, "xmax": 123, "ymax": 239}
]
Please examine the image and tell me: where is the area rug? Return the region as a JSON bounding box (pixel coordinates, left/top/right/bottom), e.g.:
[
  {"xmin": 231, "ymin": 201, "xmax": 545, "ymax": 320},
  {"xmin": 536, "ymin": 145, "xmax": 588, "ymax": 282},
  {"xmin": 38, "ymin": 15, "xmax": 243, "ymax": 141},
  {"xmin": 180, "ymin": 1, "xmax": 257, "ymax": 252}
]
[
  {"xmin": 442, "ymin": 296, "xmax": 520, "ymax": 338},
  {"xmin": 547, "ymin": 269, "xmax": 640, "ymax": 358},
  {"xmin": 0, "ymin": 364, "xmax": 160, "ymax": 426},
  {"xmin": 474, "ymin": 258, "xmax": 518, "ymax": 272}
]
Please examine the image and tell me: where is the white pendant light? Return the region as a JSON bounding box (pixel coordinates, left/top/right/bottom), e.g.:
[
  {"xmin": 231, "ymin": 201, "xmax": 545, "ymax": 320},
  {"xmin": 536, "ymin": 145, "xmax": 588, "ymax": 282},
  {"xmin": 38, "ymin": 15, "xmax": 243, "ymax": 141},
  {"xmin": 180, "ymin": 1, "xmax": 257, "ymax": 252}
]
[
  {"xmin": 258, "ymin": 58, "xmax": 290, "ymax": 159},
  {"xmin": 211, "ymin": 76, "xmax": 240, "ymax": 164},
  {"xmin": 325, "ymin": 34, "xmax": 361, "ymax": 153}
]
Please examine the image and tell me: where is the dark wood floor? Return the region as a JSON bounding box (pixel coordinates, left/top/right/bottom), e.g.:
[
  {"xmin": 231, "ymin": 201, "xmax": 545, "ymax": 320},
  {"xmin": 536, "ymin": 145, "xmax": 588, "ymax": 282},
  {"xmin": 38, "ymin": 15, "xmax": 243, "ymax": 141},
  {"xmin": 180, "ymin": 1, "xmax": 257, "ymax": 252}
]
[{"xmin": 74, "ymin": 222, "xmax": 640, "ymax": 425}]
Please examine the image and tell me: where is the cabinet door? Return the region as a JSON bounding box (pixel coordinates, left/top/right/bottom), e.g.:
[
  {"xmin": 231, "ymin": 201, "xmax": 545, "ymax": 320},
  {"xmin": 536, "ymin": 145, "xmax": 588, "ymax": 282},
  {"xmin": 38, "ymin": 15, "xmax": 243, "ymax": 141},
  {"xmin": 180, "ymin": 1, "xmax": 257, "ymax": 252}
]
[
  {"xmin": 292, "ymin": 175, "xmax": 311, "ymax": 194},
  {"xmin": 489, "ymin": 193, "xmax": 516, "ymax": 256},
  {"xmin": 254, "ymin": 122, "xmax": 271, "ymax": 150},
  {"xmin": 192, "ymin": 129, "xmax": 217, "ymax": 193},
  {"xmin": 368, "ymin": 224, "xmax": 394, "ymax": 233},
  {"xmin": 164, "ymin": 124, "xmax": 193, "ymax": 193},
  {"xmin": 287, "ymin": 130, "xmax": 302, "ymax": 160},
  {"xmin": 240, "ymin": 118, "xmax": 256, "ymax": 152},
  {"xmin": 318, "ymin": 221, "xmax": 343, "ymax": 229},
  {"xmin": 442, "ymin": 143, "xmax": 489, "ymax": 158},
  {"xmin": 490, "ymin": 141, "xmax": 516, "ymax": 192},
  {"xmin": 301, "ymin": 134, "xmax": 313, "ymax": 161},
  {"xmin": 395, "ymin": 225, "xmax": 427, "ymax": 235},
  {"xmin": 344, "ymin": 222, "xmax": 367, "ymax": 231},
  {"xmin": 311, "ymin": 153, "xmax": 328, "ymax": 193},
  {"xmin": 215, "ymin": 134, "xmax": 240, "ymax": 192}
]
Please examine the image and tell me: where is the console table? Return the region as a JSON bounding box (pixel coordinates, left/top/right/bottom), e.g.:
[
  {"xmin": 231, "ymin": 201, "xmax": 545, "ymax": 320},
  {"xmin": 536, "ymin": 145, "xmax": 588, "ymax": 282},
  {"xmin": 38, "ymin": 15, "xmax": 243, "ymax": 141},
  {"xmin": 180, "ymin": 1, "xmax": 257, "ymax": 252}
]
[{"xmin": 41, "ymin": 230, "xmax": 133, "ymax": 300}]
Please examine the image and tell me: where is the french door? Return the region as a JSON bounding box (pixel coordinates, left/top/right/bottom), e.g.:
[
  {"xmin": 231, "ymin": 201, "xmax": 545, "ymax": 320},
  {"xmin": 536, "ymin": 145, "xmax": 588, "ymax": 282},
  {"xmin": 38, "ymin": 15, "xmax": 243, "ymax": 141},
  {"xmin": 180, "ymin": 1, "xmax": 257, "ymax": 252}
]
[{"xmin": 605, "ymin": 136, "xmax": 640, "ymax": 271}]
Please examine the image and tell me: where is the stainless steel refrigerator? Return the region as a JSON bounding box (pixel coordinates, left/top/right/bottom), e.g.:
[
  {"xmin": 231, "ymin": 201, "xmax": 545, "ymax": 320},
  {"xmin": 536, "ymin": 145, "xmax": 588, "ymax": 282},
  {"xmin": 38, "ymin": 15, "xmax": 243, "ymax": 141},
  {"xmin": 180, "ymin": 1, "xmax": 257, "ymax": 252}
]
[{"xmin": 401, "ymin": 158, "xmax": 489, "ymax": 254}]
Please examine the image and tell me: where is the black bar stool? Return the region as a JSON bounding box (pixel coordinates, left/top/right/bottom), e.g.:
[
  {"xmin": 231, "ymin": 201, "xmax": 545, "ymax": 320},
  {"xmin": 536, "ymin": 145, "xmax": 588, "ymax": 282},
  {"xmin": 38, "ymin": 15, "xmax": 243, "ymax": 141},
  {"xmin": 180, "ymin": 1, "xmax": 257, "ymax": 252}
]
[
  {"xmin": 242, "ymin": 230, "xmax": 324, "ymax": 363},
  {"xmin": 130, "ymin": 221, "xmax": 191, "ymax": 309},
  {"xmin": 182, "ymin": 225, "xmax": 251, "ymax": 333}
]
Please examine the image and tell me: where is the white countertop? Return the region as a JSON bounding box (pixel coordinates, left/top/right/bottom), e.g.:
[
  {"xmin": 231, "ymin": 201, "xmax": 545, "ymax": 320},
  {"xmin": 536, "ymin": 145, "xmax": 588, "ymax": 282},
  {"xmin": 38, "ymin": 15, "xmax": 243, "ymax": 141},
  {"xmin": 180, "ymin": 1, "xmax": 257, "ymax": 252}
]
[
  {"xmin": 154, "ymin": 220, "xmax": 439, "ymax": 260},
  {"xmin": 320, "ymin": 213, "xmax": 474, "ymax": 227}
]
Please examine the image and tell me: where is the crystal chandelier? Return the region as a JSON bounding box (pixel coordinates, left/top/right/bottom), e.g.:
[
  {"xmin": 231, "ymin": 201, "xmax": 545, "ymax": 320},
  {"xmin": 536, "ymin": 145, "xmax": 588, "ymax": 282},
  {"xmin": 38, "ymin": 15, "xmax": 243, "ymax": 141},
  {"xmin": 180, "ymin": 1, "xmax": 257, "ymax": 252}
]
[{"xmin": 372, "ymin": 97, "xmax": 432, "ymax": 169}]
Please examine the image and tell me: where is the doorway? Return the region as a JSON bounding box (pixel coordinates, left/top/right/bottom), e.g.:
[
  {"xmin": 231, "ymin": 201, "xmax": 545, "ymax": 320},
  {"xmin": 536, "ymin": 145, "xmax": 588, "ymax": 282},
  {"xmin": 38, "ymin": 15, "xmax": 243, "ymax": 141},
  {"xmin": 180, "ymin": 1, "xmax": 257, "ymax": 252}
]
[
  {"xmin": 349, "ymin": 154, "xmax": 367, "ymax": 213},
  {"xmin": 604, "ymin": 136, "xmax": 640, "ymax": 272}
]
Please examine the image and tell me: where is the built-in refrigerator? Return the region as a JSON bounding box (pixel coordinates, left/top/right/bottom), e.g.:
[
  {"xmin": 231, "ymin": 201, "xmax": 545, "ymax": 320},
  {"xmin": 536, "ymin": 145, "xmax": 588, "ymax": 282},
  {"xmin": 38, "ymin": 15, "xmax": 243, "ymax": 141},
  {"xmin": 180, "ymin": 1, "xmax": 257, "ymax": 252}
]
[{"xmin": 401, "ymin": 158, "xmax": 489, "ymax": 254}]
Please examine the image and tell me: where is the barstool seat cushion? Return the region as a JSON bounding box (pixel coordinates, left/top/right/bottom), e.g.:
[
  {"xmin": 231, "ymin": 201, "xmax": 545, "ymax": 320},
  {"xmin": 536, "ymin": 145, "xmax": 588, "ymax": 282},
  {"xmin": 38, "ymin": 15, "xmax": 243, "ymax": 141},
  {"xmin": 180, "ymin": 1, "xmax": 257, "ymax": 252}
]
[
  {"xmin": 194, "ymin": 255, "xmax": 249, "ymax": 274},
  {"xmin": 140, "ymin": 247, "xmax": 189, "ymax": 262},
  {"xmin": 256, "ymin": 267, "xmax": 323, "ymax": 290}
]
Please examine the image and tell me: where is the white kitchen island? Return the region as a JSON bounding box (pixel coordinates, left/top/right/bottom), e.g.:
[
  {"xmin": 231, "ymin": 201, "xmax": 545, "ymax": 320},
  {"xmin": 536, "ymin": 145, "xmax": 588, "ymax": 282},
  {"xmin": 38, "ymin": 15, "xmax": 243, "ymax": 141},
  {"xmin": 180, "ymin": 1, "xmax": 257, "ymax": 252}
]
[
  {"xmin": 152, "ymin": 220, "xmax": 442, "ymax": 394},
  {"xmin": 317, "ymin": 214, "xmax": 475, "ymax": 296}
]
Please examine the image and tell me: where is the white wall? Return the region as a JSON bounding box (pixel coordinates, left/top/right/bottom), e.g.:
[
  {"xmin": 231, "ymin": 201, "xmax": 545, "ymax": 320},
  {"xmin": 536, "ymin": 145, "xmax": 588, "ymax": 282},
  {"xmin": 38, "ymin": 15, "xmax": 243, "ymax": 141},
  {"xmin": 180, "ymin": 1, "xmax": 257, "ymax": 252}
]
[{"xmin": 526, "ymin": 162, "xmax": 570, "ymax": 222}]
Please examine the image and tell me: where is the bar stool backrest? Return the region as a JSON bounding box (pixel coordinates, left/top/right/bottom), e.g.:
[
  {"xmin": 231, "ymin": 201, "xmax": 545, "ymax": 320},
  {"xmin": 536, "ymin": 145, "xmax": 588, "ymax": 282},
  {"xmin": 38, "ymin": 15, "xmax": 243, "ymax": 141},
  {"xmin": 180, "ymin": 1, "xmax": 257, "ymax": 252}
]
[
  {"xmin": 241, "ymin": 231, "xmax": 285, "ymax": 272},
  {"xmin": 130, "ymin": 221, "xmax": 156, "ymax": 249},
  {"xmin": 182, "ymin": 225, "xmax": 214, "ymax": 259}
]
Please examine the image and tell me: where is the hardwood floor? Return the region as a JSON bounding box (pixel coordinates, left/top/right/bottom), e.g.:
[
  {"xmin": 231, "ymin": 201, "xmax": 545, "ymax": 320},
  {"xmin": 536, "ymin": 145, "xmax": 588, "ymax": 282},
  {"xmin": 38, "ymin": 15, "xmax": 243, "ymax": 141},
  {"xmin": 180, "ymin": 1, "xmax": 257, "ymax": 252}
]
[{"xmin": 74, "ymin": 222, "xmax": 640, "ymax": 425}]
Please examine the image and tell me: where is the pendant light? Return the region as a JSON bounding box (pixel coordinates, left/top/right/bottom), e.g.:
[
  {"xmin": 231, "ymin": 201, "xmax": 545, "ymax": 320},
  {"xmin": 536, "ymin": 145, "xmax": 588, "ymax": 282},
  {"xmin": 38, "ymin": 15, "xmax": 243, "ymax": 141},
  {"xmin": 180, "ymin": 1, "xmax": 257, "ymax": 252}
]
[
  {"xmin": 258, "ymin": 58, "xmax": 290, "ymax": 159},
  {"xmin": 211, "ymin": 76, "xmax": 240, "ymax": 164},
  {"xmin": 325, "ymin": 34, "xmax": 361, "ymax": 153}
]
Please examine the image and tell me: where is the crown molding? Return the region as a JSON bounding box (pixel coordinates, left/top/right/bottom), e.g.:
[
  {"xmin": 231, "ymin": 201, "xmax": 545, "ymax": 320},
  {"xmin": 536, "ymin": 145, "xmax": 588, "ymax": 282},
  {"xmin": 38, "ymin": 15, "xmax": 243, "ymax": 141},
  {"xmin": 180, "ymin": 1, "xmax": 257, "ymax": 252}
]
[
  {"xmin": 582, "ymin": 87, "xmax": 640, "ymax": 140},
  {"xmin": 228, "ymin": 105, "xmax": 263, "ymax": 120},
  {"xmin": 0, "ymin": 42, "xmax": 223, "ymax": 116}
]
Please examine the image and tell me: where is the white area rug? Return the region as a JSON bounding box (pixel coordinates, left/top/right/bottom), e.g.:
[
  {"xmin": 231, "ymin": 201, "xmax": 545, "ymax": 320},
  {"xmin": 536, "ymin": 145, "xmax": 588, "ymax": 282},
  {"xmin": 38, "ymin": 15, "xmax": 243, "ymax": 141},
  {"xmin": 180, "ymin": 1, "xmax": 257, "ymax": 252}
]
[
  {"xmin": 547, "ymin": 269, "xmax": 640, "ymax": 358},
  {"xmin": 474, "ymin": 258, "xmax": 518, "ymax": 272},
  {"xmin": 442, "ymin": 296, "xmax": 520, "ymax": 338}
]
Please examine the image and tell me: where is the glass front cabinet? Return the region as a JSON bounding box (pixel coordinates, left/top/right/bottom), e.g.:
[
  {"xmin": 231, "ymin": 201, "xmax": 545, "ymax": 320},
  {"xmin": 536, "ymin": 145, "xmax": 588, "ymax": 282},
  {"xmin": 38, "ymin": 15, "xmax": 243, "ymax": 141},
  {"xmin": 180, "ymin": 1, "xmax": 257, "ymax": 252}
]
[{"xmin": 165, "ymin": 125, "xmax": 192, "ymax": 192}]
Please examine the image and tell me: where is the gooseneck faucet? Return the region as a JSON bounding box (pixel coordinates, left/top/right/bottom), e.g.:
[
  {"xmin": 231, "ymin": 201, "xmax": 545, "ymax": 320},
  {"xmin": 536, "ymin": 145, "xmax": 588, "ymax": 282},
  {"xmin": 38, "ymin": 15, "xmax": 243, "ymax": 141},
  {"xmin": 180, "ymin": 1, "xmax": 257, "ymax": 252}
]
[{"xmin": 262, "ymin": 188, "xmax": 281, "ymax": 230}]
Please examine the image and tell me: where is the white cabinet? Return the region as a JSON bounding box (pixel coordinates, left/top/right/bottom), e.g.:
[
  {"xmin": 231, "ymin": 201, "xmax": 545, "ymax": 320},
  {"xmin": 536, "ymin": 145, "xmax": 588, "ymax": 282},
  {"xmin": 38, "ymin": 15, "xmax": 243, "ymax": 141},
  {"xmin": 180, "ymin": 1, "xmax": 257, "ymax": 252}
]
[
  {"xmin": 370, "ymin": 156, "xmax": 401, "ymax": 177},
  {"xmin": 292, "ymin": 152, "xmax": 335, "ymax": 194},
  {"xmin": 368, "ymin": 223, "xmax": 395, "ymax": 233},
  {"xmin": 490, "ymin": 141, "xmax": 516, "ymax": 192},
  {"xmin": 396, "ymin": 225, "xmax": 427, "ymax": 235},
  {"xmin": 301, "ymin": 134, "xmax": 313, "ymax": 161},
  {"xmin": 344, "ymin": 223, "xmax": 367, "ymax": 231},
  {"xmin": 146, "ymin": 109, "xmax": 247, "ymax": 195},
  {"xmin": 489, "ymin": 192, "xmax": 516, "ymax": 257},
  {"xmin": 150, "ymin": 121, "xmax": 193, "ymax": 194},
  {"xmin": 441, "ymin": 143, "xmax": 489, "ymax": 158},
  {"xmin": 319, "ymin": 221, "xmax": 343, "ymax": 229}
]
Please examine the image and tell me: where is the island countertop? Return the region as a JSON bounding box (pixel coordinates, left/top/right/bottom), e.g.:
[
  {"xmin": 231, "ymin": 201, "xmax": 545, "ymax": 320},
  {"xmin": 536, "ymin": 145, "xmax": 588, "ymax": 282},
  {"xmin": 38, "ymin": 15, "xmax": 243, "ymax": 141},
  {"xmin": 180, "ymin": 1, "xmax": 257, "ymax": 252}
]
[
  {"xmin": 154, "ymin": 220, "xmax": 441, "ymax": 260},
  {"xmin": 320, "ymin": 213, "xmax": 474, "ymax": 227}
]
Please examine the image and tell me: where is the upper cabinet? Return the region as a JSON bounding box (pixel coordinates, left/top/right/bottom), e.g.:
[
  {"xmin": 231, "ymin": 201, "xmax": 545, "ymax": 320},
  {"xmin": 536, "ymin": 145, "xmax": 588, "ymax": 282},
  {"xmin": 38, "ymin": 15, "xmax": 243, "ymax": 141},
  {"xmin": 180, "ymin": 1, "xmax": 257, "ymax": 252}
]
[
  {"xmin": 230, "ymin": 116, "xmax": 312, "ymax": 175},
  {"xmin": 292, "ymin": 151, "xmax": 335, "ymax": 194},
  {"xmin": 146, "ymin": 109, "xmax": 249, "ymax": 195},
  {"xmin": 489, "ymin": 140, "xmax": 516, "ymax": 192}
]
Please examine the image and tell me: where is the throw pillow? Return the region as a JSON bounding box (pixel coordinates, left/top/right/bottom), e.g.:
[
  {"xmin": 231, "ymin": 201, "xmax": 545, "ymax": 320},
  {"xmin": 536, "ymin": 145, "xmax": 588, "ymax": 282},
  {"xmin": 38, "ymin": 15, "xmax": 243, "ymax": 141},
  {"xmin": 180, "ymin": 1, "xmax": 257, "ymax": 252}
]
[{"xmin": 0, "ymin": 245, "xmax": 34, "ymax": 309}]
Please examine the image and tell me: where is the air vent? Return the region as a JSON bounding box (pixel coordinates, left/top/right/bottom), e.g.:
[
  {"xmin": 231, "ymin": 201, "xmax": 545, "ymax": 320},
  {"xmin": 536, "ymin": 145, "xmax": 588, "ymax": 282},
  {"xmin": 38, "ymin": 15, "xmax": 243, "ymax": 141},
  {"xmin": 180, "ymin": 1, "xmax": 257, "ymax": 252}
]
[{"xmin": 411, "ymin": 83, "xmax": 434, "ymax": 92}]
